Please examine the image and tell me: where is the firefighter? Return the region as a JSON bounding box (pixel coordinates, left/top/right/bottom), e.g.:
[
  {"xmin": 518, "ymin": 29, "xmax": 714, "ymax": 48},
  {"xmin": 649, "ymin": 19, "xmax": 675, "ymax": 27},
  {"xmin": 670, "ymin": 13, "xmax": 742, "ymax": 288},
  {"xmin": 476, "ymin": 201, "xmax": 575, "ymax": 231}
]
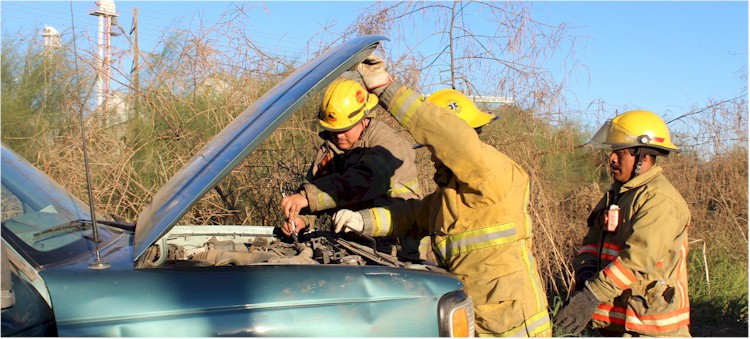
[
  {"xmin": 553, "ymin": 110, "xmax": 691, "ymax": 336},
  {"xmin": 280, "ymin": 78, "xmax": 422, "ymax": 236},
  {"xmin": 332, "ymin": 54, "xmax": 552, "ymax": 337}
]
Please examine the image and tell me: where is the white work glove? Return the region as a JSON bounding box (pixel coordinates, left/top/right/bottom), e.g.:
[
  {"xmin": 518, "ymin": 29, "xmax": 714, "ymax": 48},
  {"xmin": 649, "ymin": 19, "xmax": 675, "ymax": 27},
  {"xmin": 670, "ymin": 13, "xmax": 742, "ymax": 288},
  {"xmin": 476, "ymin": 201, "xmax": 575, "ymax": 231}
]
[
  {"xmin": 332, "ymin": 209, "xmax": 364, "ymax": 233},
  {"xmin": 356, "ymin": 53, "xmax": 393, "ymax": 95}
]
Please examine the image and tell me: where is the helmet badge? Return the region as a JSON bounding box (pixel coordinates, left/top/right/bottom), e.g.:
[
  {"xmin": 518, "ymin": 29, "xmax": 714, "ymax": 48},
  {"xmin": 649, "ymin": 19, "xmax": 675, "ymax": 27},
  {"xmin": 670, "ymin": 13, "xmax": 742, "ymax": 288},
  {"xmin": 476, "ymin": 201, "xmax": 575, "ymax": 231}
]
[
  {"xmin": 447, "ymin": 100, "xmax": 460, "ymax": 113},
  {"xmin": 355, "ymin": 90, "xmax": 366, "ymax": 104}
]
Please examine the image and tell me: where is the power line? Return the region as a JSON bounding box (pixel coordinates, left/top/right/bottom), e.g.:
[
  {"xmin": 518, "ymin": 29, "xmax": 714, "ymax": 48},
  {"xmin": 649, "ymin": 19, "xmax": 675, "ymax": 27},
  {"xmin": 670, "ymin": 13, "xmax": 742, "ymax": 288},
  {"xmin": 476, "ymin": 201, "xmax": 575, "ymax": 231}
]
[{"xmin": 2, "ymin": 2, "xmax": 317, "ymax": 58}]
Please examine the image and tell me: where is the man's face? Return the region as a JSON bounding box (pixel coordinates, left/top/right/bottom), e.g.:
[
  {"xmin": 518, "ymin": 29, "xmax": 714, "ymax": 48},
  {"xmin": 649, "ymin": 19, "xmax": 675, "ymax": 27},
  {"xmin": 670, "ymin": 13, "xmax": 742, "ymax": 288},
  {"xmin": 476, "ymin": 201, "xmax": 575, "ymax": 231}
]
[
  {"xmin": 609, "ymin": 148, "xmax": 636, "ymax": 183},
  {"xmin": 330, "ymin": 120, "xmax": 366, "ymax": 150}
]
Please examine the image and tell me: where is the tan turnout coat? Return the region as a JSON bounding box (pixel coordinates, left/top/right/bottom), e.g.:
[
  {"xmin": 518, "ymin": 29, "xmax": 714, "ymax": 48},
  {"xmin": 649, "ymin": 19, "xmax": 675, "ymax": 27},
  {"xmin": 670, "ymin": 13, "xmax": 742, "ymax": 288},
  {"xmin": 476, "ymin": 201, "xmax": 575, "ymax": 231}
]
[
  {"xmin": 575, "ymin": 166, "xmax": 691, "ymax": 336},
  {"xmin": 360, "ymin": 83, "xmax": 551, "ymax": 337},
  {"xmin": 299, "ymin": 119, "xmax": 421, "ymax": 228}
]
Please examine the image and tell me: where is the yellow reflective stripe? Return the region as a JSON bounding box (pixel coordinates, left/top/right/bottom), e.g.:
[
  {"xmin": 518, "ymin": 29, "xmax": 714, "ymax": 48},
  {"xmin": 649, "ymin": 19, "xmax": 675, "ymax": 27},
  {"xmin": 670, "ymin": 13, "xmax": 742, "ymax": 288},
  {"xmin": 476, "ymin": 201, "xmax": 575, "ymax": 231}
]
[
  {"xmin": 315, "ymin": 190, "xmax": 336, "ymax": 210},
  {"xmin": 391, "ymin": 89, "xmax": 422, "ymax": 128},
  {"xmin": 521, "ymin": 239, "xmax": 546, "ymax": 312},
  {"xmin": 370, "ymin": 207, "xmax": 392, "ymax": 237},
  {"xmin": 434, "ymin": 222, "xmax": 517, "ymax": 261},
  {"xmin": 388, "ymin": 178, "xmax": 421, "ymax": 198},
  {"xmin": 485, "ymin": 308, "xmax": 551, "ymax": 337}
]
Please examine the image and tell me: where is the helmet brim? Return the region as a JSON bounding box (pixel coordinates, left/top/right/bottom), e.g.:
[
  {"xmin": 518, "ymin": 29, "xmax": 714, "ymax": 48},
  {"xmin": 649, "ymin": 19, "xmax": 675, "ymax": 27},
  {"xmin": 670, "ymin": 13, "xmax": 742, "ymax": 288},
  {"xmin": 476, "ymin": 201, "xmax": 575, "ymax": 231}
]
[{"xmin": 318, "ymin": 94, "xmax": 378, "ymax": 132}]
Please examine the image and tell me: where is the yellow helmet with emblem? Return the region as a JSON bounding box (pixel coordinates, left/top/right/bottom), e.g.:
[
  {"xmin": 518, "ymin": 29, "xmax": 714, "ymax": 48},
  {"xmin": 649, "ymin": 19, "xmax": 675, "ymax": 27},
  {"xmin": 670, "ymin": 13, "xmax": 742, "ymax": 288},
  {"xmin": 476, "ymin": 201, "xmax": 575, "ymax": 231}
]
[
  {"xmin": 590, "ymin": 110, "xmax": 679, "ymax": 154},
  {"xmin": 319, "ymin": 79, "xmax": 378, "ymax": 132},
  {"xmin": 426, "ymin": 89, "xmax": 497, "ymax": 128}
]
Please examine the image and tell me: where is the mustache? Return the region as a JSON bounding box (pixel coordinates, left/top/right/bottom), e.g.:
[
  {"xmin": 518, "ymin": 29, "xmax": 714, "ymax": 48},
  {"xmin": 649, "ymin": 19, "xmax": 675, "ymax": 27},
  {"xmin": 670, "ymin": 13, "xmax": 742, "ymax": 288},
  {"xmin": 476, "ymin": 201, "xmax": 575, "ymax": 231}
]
[{"xmin": 610, "ymin": 163, "xmax": 621, "ymax": 171}]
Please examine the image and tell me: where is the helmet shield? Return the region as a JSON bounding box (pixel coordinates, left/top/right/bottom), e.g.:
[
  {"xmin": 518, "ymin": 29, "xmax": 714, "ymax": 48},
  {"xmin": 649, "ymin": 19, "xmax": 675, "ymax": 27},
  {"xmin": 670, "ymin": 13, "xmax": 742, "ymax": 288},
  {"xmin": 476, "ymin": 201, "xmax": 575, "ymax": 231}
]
[
  {"xmin": 590, "ymin": 110, "xmax": 680, "ymax": 153},
  {"xmin": 590, "ymin": 120, "xmax": 641, "ymax": 151}
]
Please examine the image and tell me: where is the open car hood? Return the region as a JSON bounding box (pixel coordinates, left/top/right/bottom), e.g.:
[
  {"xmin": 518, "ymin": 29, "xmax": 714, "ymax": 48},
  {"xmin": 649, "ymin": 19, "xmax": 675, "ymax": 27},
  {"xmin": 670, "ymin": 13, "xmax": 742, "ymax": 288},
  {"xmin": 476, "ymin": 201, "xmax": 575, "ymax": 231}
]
[{"xmin": 134, "ymin": 35, "xmax": 388, "ymax": 261}]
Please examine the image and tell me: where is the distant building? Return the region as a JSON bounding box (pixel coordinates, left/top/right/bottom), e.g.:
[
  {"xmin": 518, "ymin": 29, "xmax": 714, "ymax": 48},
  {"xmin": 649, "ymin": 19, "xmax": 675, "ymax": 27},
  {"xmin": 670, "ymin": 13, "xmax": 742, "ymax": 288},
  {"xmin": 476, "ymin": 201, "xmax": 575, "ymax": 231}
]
[{"xmin": 470, "ymin": 95, "xmax": 515, "ymax": 112}]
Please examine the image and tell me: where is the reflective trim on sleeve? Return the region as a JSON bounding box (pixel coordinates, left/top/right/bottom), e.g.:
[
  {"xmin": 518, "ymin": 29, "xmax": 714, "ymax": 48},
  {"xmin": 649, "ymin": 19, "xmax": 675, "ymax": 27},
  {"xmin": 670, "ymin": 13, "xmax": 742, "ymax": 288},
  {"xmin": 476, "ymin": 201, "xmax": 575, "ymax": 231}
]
[
  {"xmin": 433, "ymin": 222, "xmax": 517, "ymax": 262},
  {"xmin": 370, "ymin": 207, "xmax": 392, "ymax": 237},
  {"xmin": 577, "ymin": 242, "xmax": 620, "ymax": 261},
  {"xmin": 314, "ymin": 190, "xmax": 336, "ymax": 211},
  {"xmin": 603, "ymin": 259, "xmax": 637, "ymax": 290},
  {"xmin": 391, "ymin": 89, "xmax": 422, "ymax": 128},
  {"xmin": 387, "ymin": 177, "xmax": 422, "ymax": 199},
  {"xmin": 593, "ymin": 304, "xmax": 690, "ymax": 333}
]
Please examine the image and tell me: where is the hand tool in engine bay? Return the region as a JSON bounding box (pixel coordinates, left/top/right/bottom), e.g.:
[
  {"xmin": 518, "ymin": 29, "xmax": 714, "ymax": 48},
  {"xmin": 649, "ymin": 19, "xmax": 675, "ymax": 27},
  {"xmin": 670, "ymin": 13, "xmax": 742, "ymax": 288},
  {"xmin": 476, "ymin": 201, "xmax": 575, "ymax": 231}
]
[{"xmin": 280, "ymin": 185, "xmax": 299, "ymax": 244}]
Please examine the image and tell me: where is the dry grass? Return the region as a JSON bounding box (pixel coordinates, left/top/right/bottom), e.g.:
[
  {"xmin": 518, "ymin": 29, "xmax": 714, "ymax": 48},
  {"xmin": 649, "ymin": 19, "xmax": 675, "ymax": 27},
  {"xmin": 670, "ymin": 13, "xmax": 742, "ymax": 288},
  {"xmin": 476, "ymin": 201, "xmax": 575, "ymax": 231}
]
[{"xmin": 2, "ymin": 3, "xmax": 746, "ymax": 335}]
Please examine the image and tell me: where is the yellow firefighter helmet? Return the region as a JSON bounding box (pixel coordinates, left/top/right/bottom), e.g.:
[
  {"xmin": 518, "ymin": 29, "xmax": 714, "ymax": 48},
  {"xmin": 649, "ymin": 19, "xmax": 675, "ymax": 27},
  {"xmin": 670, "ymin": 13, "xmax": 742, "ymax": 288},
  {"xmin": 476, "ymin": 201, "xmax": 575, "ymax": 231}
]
[
  {"xmin": 426, "ymin": 89, "xmax": 497, "ymax": 128},
  {"xmin": 590, "ymin": 110, "xmax": 679, "ymax": 153},
  {"xmin": 319, "ymin": 79, "xmax": 378, "ymax": 132}
]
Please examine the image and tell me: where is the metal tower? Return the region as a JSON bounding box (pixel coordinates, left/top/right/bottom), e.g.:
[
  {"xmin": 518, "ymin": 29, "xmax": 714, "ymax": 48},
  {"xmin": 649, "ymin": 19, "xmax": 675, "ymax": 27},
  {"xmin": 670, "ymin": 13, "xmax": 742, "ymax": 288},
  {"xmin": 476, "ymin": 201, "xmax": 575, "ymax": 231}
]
[
  {"xmin": 40, "ymin": 25, "xmax": 61, "ymax": 49},
  {"xmin": 89, "ymin": 0, "xmax": 118, "ymax": 110}
]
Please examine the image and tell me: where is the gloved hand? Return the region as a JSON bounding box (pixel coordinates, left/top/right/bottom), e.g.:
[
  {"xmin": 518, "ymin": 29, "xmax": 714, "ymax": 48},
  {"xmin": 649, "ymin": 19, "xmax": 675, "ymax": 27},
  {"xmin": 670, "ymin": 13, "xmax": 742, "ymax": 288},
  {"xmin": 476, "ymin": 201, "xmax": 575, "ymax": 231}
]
[
  {"xmin": 356, "ymin": 53, "xmax": 393, "ymax": 95},
  {"xmin": 574, "ymin": 267, "xmax": 598, "ymax": 291},
  {"xmin": 553, "ymin": 287, "xmax": 600, "ymax": 335},
  {"xmin": 332, "ymin": 209, "xmax": 364, "ymax": 233}
]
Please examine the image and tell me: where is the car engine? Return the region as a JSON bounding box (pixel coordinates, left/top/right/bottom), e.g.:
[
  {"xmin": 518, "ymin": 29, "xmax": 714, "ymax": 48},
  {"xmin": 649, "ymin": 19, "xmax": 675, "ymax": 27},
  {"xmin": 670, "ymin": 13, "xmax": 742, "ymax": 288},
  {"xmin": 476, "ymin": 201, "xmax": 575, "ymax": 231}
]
[{"xmin": 136, "ymin": 225, "xmax": 445, "ymax": 273}]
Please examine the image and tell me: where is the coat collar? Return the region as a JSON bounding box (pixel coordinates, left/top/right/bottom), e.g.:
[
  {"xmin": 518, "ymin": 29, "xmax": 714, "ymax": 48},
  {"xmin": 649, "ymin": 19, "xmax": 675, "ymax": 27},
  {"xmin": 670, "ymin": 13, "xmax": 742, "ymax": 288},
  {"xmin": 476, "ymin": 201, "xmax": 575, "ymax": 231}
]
[{"xmin": 620, "ymin": 165, "xmax": 663, "ymax": 192}]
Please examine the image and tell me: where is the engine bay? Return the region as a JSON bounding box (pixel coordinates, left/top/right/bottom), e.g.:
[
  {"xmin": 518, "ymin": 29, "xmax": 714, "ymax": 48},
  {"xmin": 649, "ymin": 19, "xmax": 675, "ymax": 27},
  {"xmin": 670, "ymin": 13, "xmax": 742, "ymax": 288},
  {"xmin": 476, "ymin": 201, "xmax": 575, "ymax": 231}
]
[{"xmin": 136, "ymin": 225, "xmax": 445, "ymax": 273}]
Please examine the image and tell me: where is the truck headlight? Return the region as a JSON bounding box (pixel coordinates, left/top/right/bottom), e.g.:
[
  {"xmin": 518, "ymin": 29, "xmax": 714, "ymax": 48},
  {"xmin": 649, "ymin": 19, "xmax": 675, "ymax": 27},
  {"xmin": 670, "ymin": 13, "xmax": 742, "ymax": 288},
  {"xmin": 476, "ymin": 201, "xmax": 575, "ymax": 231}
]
[{"xmin": 438, "ymin": 289, "xmax": 475, "ymax": 337}]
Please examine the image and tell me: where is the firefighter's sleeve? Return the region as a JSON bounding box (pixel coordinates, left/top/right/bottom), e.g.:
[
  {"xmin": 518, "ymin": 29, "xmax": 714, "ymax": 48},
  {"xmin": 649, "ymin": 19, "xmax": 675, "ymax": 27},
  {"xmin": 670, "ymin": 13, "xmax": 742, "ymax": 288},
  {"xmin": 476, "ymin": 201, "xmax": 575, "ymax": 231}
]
[
  {"xmin": 586, "ymin": 192, "xmax": 684, "ymax": 301},
  {"xmin": 359, "ymin": 196, "xmax": 431, "ymax": 238},
  {"xmin": 298, "ymin": 214, "xmax": 316, "ymax": 231},
  {"xmin": 381, "ymin": 81, "xmax": 514, "ymax": 191},
  {"xmin": 303, "ymin": 143, "xmax": 402, "ymax": 212},
  {"xmin": 573, "ymin": 196, "xmax": 608, "ymax": 274}
]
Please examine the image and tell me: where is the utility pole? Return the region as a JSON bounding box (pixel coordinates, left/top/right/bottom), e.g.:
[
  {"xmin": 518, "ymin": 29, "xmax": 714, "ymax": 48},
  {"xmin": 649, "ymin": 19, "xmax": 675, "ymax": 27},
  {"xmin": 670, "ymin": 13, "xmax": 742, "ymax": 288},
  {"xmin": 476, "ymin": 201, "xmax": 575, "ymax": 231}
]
[
  {"xmin": 89, "ymin": 0, "xmax": 118, "ymax": 113},
  {"xmin": 131, "ymin": 7, "xmax": 139, "ymax": 116}
]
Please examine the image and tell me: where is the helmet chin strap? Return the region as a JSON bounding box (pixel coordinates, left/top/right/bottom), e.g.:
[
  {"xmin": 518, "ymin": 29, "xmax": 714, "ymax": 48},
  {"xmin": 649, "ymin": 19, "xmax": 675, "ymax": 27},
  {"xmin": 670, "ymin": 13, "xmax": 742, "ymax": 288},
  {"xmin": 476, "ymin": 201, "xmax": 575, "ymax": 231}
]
[{"xmin": 632, "ymin": 147, "xmax": 645, "ymax": 178}]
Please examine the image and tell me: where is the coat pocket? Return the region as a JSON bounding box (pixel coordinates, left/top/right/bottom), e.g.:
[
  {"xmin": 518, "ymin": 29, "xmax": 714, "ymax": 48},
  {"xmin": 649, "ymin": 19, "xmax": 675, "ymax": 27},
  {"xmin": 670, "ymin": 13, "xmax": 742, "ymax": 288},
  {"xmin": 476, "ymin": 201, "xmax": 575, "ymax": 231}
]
[
  {"xmin": 629, "ymin": 280, "xmax": 675, "ymax": 313},
  {"xmin": 625, "ymin": 280, "xmax": 682, "ymax": 335}
]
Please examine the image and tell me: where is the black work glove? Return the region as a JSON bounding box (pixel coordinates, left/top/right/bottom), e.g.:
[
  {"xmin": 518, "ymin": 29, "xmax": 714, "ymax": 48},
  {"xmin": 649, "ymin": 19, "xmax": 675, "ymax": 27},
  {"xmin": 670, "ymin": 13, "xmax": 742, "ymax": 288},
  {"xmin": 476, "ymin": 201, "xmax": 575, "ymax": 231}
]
[
  {"xmin": 574, "ymin": 267, "xmax": 597, "ymax": 291},
  {"xmin": 553, "ymin": 287, "xmax": 601, "ymax": 335}
]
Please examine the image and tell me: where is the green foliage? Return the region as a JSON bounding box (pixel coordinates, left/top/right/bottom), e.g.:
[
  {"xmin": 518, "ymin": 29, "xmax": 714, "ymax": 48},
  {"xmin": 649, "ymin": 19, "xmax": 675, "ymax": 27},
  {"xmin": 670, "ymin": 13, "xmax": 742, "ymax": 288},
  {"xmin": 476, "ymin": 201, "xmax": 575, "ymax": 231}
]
[
  {"xmin": 688, "ymin": 248, "xmax": 749, "ymax": 336},
  {"xmin": 0, "ymin": 33, "xmax": 81, "ymax": 160}
]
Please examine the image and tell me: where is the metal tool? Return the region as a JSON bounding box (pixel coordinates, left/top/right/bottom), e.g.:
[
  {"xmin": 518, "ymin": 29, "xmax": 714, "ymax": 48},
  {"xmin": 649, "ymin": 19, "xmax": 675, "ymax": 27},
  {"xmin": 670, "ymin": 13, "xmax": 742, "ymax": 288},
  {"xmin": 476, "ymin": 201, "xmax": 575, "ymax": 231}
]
[{"xmin": 280, "ymin": 184, "xmax": 299, "ymax": 244}]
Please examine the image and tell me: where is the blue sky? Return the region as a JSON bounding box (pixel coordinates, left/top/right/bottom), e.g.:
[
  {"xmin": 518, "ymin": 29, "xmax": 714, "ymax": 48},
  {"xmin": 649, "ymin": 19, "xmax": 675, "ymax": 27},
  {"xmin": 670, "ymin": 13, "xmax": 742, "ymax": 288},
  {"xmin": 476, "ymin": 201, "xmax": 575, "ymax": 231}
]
[{"xmin": 2, "ymin": 1, "xmax": 747, "ymax": 131}]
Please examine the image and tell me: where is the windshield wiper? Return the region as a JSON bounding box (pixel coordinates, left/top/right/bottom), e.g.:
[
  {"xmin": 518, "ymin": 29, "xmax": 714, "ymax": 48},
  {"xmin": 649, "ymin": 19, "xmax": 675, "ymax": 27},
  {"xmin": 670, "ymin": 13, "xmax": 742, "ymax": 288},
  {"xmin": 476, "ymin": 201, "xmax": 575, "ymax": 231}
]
[
  {"xmin": 32, "ymin": 220, "xmax": 89, "ymax": 239},
  {"xmin": 32, "ymin": 219, "xmax": 135, "ymax": 240}
]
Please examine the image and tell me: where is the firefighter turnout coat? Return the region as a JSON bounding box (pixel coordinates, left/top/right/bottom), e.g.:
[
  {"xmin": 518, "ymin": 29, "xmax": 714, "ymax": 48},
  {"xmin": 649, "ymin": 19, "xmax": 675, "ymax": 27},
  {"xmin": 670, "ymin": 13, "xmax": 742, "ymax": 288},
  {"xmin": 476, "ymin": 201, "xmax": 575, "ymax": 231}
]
[
  {"xmin": 299, "ymin": 119, "xmax": 422, "ymax": 228},
  {"xmin": 358, "ymin": 83, "xmax": 551, "ymax": 337},
  {"xmin": 574, "ymin": 165, "xmax": 691, "ymax": 336}
]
